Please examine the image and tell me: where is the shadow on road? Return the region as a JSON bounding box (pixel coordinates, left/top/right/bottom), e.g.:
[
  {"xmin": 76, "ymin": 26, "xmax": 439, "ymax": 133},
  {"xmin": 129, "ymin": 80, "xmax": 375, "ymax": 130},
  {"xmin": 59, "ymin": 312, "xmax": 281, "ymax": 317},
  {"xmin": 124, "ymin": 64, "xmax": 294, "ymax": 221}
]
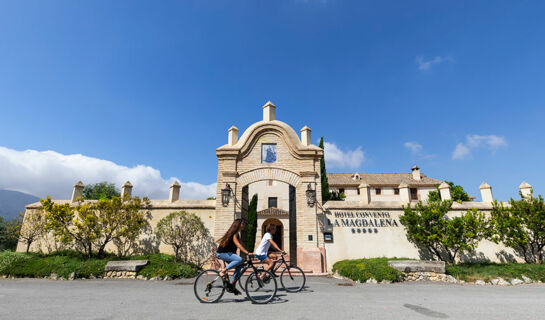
[{"xmin": 404, "ymin": 304, "xmax": 449, "ymax": 319}]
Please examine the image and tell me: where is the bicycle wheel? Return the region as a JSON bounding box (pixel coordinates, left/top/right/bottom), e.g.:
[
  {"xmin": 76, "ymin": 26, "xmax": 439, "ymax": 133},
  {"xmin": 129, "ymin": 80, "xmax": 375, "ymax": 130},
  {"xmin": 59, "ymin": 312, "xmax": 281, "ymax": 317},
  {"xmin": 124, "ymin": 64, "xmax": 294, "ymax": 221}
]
[
  {"xmin": 194, "ymin": 269, "xmax": 225, "ymax": 303},
  {"xmin": 245, "ymin": 270, "xmax": 277, "ymax": 304},
  {"xmin": 280, "ymin": 265, "xmax": 306, "ymax": 292}
]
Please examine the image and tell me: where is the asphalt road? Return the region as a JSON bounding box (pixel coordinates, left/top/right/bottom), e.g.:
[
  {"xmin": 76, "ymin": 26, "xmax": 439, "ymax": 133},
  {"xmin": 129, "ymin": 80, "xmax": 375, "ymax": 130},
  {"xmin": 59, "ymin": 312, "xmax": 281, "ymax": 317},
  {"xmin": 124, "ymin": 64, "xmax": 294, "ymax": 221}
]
[{"xmin": 1, "ymin": 277, "xmax": 544, "ymax": 320}]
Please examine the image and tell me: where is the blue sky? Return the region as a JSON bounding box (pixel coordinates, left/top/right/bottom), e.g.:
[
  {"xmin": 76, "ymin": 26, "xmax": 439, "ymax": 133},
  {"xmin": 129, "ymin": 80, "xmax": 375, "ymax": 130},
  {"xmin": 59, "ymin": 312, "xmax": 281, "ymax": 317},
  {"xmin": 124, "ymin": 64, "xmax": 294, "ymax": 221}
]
[{"xmin": 0, "ymin": 0, "xmax": 544, "ymax": 200}]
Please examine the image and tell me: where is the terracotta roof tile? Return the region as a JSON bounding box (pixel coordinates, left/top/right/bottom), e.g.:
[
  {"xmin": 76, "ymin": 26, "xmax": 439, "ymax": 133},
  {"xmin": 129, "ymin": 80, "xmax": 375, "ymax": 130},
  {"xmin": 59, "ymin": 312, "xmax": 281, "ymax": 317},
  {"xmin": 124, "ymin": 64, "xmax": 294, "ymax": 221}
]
[{"xmin": 327, "ymin": 172, "xmax": 441, "ymax": 187}]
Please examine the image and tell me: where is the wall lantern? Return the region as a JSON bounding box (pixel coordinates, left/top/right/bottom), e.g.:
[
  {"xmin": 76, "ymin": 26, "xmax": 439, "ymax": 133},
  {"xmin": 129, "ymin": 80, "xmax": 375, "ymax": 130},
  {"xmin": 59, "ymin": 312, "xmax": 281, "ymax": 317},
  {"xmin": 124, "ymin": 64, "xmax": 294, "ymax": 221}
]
[
  {"xmin": 306, "ymin": 183, "xmax": 316, "ymax": 207},
  {"xmin": 221, "ymin": 184, "xmax": 232, "ymax": 207}
]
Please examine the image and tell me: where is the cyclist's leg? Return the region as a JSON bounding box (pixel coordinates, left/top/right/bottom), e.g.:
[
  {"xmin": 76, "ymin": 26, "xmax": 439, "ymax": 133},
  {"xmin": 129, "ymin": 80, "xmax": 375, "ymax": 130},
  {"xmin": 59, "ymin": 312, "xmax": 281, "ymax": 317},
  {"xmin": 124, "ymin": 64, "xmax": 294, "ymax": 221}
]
[
  {"xmin": 215, "ymin": 253, "xmax": 229, "ymax": 278},
  {"xmin": 230, "ymin": 254, "xmax": 243, "ymax": 284},
  {"xmin": 217, "ymin": 252, "xmax": 242, "ymax": 283}
]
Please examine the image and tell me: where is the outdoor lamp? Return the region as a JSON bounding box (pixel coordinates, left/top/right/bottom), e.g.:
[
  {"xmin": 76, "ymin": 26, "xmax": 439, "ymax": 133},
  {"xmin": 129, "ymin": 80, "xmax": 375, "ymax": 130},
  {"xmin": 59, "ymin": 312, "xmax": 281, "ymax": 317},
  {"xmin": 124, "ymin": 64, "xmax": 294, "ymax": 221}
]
[
  {"xmin": 306, "ymin": 183, "xmax": 316, "ymax": 207},
  {"xmin": 221, "ymin": 184, "xmax": 232, "ymax": 207}
]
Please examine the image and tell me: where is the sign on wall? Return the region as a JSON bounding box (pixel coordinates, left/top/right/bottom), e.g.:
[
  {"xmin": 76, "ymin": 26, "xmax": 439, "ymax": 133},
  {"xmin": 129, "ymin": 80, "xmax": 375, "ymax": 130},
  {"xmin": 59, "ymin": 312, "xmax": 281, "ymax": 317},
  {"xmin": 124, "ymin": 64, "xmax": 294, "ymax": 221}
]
[{"xmin": 331, "ymin": 211, "xmax": 400, "ymax": 234}]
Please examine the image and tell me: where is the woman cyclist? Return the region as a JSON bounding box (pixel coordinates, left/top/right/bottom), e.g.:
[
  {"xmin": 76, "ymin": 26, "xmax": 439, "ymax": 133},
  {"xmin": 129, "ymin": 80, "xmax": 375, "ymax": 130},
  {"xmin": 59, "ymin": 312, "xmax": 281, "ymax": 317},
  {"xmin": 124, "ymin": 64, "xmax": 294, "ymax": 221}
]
[{"xmin": 216, "ymin": 219, "xmax": 252, "ymax": 295}]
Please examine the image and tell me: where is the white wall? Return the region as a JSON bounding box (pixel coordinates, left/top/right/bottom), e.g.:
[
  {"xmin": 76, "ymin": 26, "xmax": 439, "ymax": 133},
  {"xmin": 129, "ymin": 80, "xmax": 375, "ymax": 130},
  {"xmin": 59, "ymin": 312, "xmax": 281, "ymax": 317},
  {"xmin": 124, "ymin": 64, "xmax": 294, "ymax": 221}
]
[{"xmin": 248, "ymin": 180, "xmax": 290, "ymax": 211}]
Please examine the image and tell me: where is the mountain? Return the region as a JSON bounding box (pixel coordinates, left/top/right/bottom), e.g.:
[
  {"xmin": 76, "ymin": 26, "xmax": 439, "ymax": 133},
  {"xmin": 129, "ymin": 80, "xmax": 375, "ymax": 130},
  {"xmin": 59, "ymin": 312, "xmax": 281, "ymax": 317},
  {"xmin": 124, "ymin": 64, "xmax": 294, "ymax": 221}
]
[{"xmin": 0, "ymin": 190, "xmax": 40, "ymax": 220}]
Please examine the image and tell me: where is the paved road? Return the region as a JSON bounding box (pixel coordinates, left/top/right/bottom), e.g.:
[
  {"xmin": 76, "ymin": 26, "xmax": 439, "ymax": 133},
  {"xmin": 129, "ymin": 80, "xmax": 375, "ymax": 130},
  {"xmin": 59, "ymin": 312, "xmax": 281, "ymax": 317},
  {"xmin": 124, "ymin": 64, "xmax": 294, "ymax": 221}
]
[{"xmin": 1, "ymin": 277, "xmax": 544, "ymax": 320}]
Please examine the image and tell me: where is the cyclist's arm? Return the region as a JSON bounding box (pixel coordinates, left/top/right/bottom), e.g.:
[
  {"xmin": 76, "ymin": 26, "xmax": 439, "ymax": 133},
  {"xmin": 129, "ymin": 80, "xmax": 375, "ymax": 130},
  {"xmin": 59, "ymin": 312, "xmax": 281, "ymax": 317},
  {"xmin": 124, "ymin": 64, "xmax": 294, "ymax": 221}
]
[
  {"xmin": 233, "ymin": 234, "xmax": 250, "ymax": 255},
  {"xmin": 268, "ymin": 239, "xmax": 285, "ymax": 254}
]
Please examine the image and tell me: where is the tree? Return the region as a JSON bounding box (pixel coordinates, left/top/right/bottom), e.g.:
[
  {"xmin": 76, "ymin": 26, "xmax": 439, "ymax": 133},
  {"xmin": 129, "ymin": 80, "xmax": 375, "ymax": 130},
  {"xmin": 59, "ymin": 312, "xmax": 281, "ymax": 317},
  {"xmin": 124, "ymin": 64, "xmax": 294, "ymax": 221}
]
[
  {"xmin": 155, "ymin": 211, "xmax": 208, "ymax": 263},
  {"xmin": 400, "ymin": 200, "xmax": 487, "ymax": 264},
  {"xmin": 83, "ymin": 182, "xmax": 120, "ymax": 200},
  {"xmin": 16, "ymin": 212, "xmax": 45, "ymax": 253},
  {"xmin": 489, "ymin": 192, "xmax": 545, "ymax": 263},
  {"xmin": 428, "ymin": 181, "xmax": 471, "ymax": 202},
  {"xmin": 319, "ymin": 137, "xmax": 331, "ymax": 203},
  {"xmin": 246, "ymin": 194, "xmax": 258, "ymax": 252},
  {"xmin": 0, "ymin": 216, "xmax": 19, "ymax": 251},
  {"xmin": 42, "ymin": 195, "xmax": 150, "ymax": 257}
]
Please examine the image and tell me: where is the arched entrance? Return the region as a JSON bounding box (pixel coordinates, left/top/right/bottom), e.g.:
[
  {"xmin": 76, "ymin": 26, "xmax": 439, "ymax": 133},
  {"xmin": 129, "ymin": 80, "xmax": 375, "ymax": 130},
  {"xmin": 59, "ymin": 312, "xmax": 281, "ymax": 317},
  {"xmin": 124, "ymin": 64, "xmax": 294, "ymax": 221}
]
[
  {"xmin": 261, "ymin": 218, "xmax": 284, "ymax": 251},
  {"xmin": 213, "ymin": 101, "xmax": 326, "ymax": 272}
]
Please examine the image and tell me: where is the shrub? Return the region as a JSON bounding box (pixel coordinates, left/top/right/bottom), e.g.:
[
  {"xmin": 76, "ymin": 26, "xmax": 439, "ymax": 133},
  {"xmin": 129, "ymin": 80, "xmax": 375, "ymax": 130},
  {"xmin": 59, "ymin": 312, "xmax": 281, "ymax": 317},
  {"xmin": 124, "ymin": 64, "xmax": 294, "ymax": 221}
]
[
  {"xmin": 130, "ymin": 253, "xmax": 198, "ymax": 278},
  {"xmin": 0, "ymin": 251, "xmax": 32, "ymax": 275},
  {"xmin": 332, "ymin": 258, "xmax": 405, "ymax": 282},
  {"xmin": 400, "ymin": 200, "xmax": 487, "ymax": 264},
  {"xmin": 489, "ymin": 193, "xmax": 545, "ymax": 263},
  {"xmin": 155, "ymin": 211, "xmax": 213, "ymax": 265},
  {"xmin": 447, "ymin": 262, "xmax": 545, "ymax": 282},
  {"xmin": 41, "ymin": 196, "xmax": 150, "ymax": 257}
]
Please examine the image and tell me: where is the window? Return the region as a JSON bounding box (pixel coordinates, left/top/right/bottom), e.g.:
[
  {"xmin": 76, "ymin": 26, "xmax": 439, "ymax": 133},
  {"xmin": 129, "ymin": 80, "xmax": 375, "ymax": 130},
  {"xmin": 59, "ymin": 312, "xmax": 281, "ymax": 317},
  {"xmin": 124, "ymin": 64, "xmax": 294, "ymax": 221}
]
[
  {"xmin": 268, "ymin": 197, "xmax": 278, "ymax": 208},
  {"xmin": 410, "ymin": 188, "xmax": 418, "ymax": 200},
  {"xmin": 357, "ymin": 188, "xmax": 360, "ymax": 195},
  {"xmin": 375, "ymin": 188, "xmax": 381, "ymax": 195},
  {"xmin": 394, "ymin": 188, "xmax": 400, "ymax": 195}
]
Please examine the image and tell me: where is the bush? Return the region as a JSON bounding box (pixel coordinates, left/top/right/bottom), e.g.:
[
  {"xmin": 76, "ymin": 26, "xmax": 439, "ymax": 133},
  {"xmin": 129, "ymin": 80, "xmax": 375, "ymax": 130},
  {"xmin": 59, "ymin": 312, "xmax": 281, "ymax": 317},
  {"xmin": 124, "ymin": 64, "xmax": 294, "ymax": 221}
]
[
  {"xmin": 155, "ymin": 211, "xmax": 213, "ymax": 265},
  {"xmin": 400, "ymin": 200, "xmax": 487, "ymax": 264},
  {"xmin": 0, "ymin": 251, "xmax": 198, "ymax": 279},
  {"xmin": 0, "ymin": 251, "xmax": 32, "ymax": 275},
  {"xmin": 332, "ymin": 258, "xmax": 405, "ymax": 282},
  {"xmin": 489, "ymin": 194, "xmax": 545, "ymax": 264},
  {"xmin": 447, "ymin": 262, "xmax": 545, "ymax": 282},
  {"xmin": 0, "ymin": 251, "xmax": 106, "ymax": 279},
  {"xmin": 132, "ymin": 254, "xmax": 198, "ymax": 278}
]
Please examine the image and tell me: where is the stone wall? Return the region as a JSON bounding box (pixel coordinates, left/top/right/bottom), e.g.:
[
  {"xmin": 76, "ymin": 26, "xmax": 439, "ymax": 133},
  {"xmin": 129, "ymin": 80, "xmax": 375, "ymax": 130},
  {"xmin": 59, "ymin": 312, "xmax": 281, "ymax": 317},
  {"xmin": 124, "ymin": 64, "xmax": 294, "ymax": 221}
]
[
  {"xmin": 322, "ymin": 200, "xmax": 521, "ymax": 272},
  {"xmin": 16, "ymin": 200, "xmax": 216, "ymax": 257}
]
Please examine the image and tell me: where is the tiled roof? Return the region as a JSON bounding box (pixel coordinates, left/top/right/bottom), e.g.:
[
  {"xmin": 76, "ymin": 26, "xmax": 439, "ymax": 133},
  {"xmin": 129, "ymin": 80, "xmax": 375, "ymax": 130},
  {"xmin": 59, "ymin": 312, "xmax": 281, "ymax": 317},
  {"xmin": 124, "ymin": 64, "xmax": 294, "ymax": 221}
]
[
  {"xmin": 327, "ymin": 173, "xmax": 441, "ymax": 187},
  {"xmin": 257, "ymin": 207, "xmax": 289, "ymax": 216}
]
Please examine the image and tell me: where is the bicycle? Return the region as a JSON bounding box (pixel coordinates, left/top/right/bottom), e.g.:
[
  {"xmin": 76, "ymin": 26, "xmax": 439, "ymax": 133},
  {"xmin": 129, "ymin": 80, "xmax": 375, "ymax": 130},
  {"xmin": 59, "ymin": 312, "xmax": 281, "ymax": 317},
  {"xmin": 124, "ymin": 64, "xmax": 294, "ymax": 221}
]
[
  {"xmin": 237, "ymin": 252, "xmax": 306, "ymax": 293},
  {"xmin": 194, "ymin": 255, "xmax": 277, "ymax": 304}
]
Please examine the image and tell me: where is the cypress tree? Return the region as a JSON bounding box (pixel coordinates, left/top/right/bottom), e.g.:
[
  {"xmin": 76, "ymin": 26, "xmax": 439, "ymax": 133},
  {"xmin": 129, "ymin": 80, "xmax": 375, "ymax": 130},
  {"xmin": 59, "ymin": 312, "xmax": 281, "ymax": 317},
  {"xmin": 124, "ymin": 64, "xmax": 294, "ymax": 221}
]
[
  {"xmin": 319, "ymin": 137, "xmax": 330, "ymax": 203},
  {"xmin": 246, "ymin": 194, "xmax": 258, "ymax": 252}
]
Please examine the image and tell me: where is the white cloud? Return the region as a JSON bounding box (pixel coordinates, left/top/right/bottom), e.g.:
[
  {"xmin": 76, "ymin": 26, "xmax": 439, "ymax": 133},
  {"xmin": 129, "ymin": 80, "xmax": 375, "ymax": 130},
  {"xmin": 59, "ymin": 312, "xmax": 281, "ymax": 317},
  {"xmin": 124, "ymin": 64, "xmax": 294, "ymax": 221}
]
[
  {"xmin": 0, "ymin": 146, "xmax": 216, "ymax": 200},
  {"xmin": 323, "ymin": 142, "xmax": 364, "ymax": 169},
  {"xmin": 452, "ymin": 135, "xmax": 507, "ymax": 159},
  {"xmin": 404, "ymin": 142, "xmax": 423, "ymax": 154},
  {"xmin": 417, "ymin": 55, "xmax": 453, "ymax": 71}
]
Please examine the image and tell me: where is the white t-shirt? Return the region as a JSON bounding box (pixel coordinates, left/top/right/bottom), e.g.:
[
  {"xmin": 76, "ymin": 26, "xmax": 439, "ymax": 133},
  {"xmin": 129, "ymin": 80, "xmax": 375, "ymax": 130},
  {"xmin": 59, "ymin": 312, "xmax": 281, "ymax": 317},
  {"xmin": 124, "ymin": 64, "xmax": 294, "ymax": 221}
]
[{"xmin": 256, "ymin": 232, "xmax": 273, "ymax": 256}]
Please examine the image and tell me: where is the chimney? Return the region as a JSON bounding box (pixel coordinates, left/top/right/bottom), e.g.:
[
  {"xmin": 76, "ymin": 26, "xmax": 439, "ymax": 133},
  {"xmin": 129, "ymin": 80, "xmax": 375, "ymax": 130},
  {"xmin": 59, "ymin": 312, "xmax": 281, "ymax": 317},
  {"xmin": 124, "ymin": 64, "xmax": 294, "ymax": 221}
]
[
  {"xmin": 439, "ymin": 181, "xmax": 451, "ymax": 200},
  {"xmin": 121, "ymin": 181, "xmax": 133, "ymax": 199},
  {"xmin": 358, "ymin": 182, "xmax": 370, "ymax": 204},
  {"xmin": 399, "ymin": 183, "xmax": 410, "ymax": 203},
  {"xmin": 262, "ymin": 101, "xmax": 276, "ymax": 122},
  {"xmin": 519, "ymin": 181, "xmax": 533, "ymax": 198},
  {"xmin": 479, "ymin": 182, "xmax": 494, "ymax": 203},
  {"xmin": 71, "ymin": 181, "xmax": 85, "ymax": 202},
  {"xmin": 169, "ymin": 181, "xmax": 181, "ymax": 202},
  {"xmin": 228, "ymin": 126, "xmax": 239, "ymax": 146},
  {"xmin": 300, "ymin": 126, "xmax": 311, "ymax": 146},
  {"xmin": 411, "ymin": 165, "xmax": 421, "ymax": 181}
]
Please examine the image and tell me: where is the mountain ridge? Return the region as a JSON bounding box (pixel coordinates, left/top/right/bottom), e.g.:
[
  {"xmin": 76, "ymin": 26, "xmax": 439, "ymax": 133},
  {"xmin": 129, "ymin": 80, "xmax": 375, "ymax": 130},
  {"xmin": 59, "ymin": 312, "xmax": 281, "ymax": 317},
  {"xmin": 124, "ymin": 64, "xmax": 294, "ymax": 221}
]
[{"xmin": 0, "ymin": 189, "xmax": 40, "ymax": 220}]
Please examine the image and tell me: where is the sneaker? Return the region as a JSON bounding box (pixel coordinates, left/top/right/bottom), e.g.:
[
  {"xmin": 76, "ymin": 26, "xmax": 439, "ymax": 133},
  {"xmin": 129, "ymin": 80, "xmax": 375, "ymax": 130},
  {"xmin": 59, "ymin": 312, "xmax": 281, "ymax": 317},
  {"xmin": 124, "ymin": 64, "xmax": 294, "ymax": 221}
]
[{"xmin": 232, "ymin": 287, "xmax": 242, "ymax": 295}]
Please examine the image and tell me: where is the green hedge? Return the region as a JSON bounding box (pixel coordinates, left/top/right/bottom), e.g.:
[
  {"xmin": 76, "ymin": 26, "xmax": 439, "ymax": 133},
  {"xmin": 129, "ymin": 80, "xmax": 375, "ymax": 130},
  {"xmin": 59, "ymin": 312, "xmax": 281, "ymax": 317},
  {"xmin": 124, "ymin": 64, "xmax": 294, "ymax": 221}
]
[
  {"xmin": 332, "ymin": 258, "xmax": 405, "ymax": 282},
  {"xmin": 446, "ymin": 263, "xmax": 545, "ymax": 282},
  {"xmin": 0, "ymin": 251, "xmax": 198, "ymax": 279}
]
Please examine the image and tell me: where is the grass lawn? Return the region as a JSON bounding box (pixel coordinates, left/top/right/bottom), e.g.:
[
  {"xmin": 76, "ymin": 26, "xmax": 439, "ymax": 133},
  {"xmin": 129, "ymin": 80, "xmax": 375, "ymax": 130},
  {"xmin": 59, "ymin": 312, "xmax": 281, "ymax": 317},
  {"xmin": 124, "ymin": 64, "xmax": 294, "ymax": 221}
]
[
  {"xmin": 446, "ymin": 263, "xmax": 545, "ymax": 282},
  {"xmin": 0, "ymin": 250, "xmax": 198, "ymax": 279}
]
